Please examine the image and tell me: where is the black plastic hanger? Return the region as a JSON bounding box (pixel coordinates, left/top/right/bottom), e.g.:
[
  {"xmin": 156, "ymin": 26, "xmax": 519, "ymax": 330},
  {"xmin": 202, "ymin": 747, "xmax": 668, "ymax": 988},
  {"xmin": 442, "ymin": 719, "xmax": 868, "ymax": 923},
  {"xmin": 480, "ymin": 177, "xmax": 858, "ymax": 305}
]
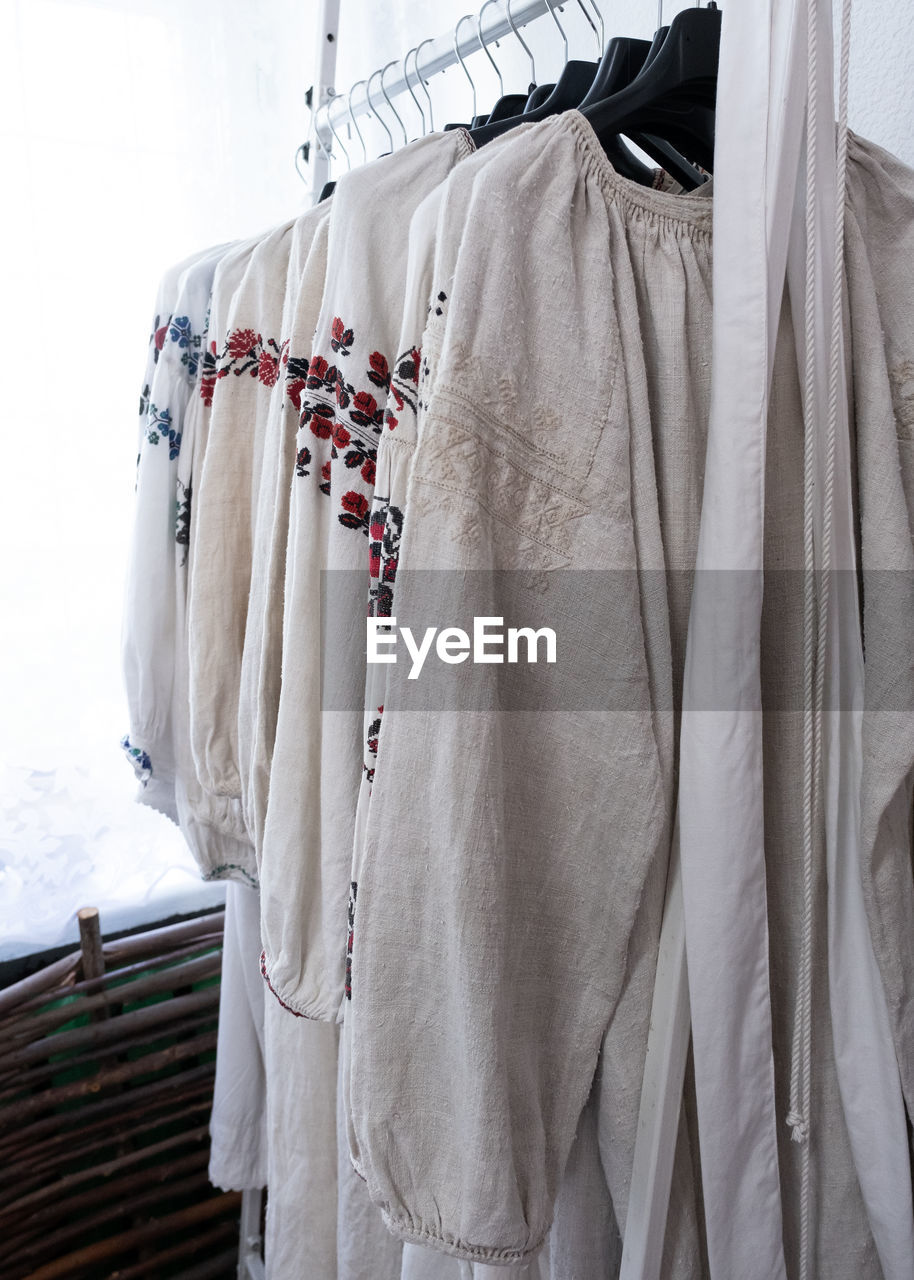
[
  {"xmin": 524, "ymin": 84, "xmax": 555, "ymax": 113},
  {"xmin": 578, "ymin": 36, "xmax": 652, "ymax": 109},
  {"xmin": 488, "ymin": 94, "xmax": 529, "ymax": 123},
  {"xmin": 580, "ymin": 6, "xmax": 720, "ymax": 177}
]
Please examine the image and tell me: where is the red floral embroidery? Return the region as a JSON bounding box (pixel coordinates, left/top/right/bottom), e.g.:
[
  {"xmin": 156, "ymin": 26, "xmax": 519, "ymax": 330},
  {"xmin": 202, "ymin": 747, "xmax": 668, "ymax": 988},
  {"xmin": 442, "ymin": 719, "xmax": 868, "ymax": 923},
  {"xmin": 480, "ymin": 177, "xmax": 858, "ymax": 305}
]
[
  {"xmin": 208, "ymin": 328, "xmax": 284, "ymax": 393},
  {"xmin": 308, "ymin": 354, "xmax": 330, "ymax": 384},
  {"xmin": 296, "ymin": 317, "xmax": 386, "ymax": 535},
  {"xmin": 288, "ymin": 378, "xmax": 306, "ymax": 411},
  {"xmin": 367, "ymin": 351, "xmax": 390, "ymax": 390},
  {"xmin": 258, "ymin": 351, "xmax": 279, "ymax": 386},
  {"xmin": 330, "ymin": 317, "xmax": 354, "ymax": 355},
  {"xmin": 199, "ymin": 340, "xmax": 219, "ymax": 406},
  {"xmin": 154, "ymin": 324, "xmax": 168, "ymax": 352},
  {"xmin": 345, "ymin": 882, "xmax": 358, "ymax": 1000},
  {"xmin": 350, "ymin": 391, "xmax": 380, "ymax": 428},
  {"xmin": 296, "ymin": 446, "xmax": 312, "ymax": 478},
  {"xmin": 341, "ymin": 491, "xmax": 369, "ymax": 518},
  {"xmin": 228, "ymin": 328, "xmax": 259, "ymax": 359}
]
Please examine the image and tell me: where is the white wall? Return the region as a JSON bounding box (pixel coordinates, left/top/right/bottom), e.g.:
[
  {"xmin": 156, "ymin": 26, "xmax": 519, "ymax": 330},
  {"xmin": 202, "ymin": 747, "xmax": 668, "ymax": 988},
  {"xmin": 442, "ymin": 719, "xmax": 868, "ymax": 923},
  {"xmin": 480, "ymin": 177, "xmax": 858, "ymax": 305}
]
[{"xmin": 0, "ymin": 0, "xmax": 318, "ymax": 957}]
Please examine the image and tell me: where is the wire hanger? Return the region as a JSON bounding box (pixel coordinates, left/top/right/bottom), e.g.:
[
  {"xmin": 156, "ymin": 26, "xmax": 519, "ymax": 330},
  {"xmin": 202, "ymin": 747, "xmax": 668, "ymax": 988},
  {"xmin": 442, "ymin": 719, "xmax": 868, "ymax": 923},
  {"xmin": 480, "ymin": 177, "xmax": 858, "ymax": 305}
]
[
  {"xmin": 505, "ymin": 0, "xmax": 537, "ymax": 93},
  {"xmin": 453, "ymin": 14, "xmax": 479, "ymax": 124},
  {"xmin": 415, "ymin": 37, "xmax": 436, "ymax": 132},
  {"xmin": 477, "ymin": 1, "xmax": 504, "ymax": 96},
  {"xmin": 326, "ymin": 92, "xmax": 351, "ymax": 171},
  {"xmin": 403, "ymin": 48, "xmax": 426, "ymax": 135},
  {"xmin": 380, "ymin": 60, "xmax": 408, "ymax": 147},
  {"xmin": 543, "ymin": 0, "xmax": 569, "ymax": 68},
  {"xmin": 347, "ymin": 80, "xmax": 369, "ymax": 162},
  {"xmin": 478, "ymin": 0, "xmax": 529, "ymax": 125},
  {"xmin": 577, "ymin": 0, "xmax": 603, "ymax": 55},
  {"xmin": 366, "ymin": 66, "xmax": 394, "ymax": 153}
]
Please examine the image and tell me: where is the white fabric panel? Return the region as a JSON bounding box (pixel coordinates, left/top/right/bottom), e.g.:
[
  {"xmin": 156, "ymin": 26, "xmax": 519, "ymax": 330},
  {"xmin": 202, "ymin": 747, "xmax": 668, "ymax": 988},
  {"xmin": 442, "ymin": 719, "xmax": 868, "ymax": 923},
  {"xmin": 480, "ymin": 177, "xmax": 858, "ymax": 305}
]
[{"xmin": 677, "ymin": 1, "xmax": 809, "ymax": 1274}]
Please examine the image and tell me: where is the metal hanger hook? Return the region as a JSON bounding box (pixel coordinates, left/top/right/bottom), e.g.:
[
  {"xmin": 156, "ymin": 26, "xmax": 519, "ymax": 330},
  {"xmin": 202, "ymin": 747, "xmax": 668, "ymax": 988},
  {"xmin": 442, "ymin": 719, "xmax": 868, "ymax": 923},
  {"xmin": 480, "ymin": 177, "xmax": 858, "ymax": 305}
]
[
  {"xmin": 657, "ymin": 0, "xmax": 663, "ymax": 29},
  {"xmin": 403, "ymin": 48, "xmax": 426, "ymax": 134},
  {"xmin": 477, "ymin": 0, "xmax": 504, "ymax": 96},
  {"xmin": 542, "ymin": 0, "xmax": 569, "ymax": 66},
  {"xmin": 325, "ymin": 91, "xmax": 351, "ymax": 170},
  {"xmin": 454, "ymin": 14, "xmax": 478, "ymax": 120},
  {"xmin": 366, "ymin": 67, "xmax": 394, "ymax": 152},
  {"xmin": 347, "ymin": 80, "xmax": 368, "ymax": 162},
  {"xmin": 379, "ymin": 60, "xmax": 408, "ymax": 146},
  {"xmin": 505, "ymin": 0, "xmax": 536, "ymax": 89},
  {"xmin": 415, "ymin": 37, "xmax": 436, "ymax": 131},
  {"xmin": 576, "ymin": 0, "xmax": 603, "ymax": 55}
]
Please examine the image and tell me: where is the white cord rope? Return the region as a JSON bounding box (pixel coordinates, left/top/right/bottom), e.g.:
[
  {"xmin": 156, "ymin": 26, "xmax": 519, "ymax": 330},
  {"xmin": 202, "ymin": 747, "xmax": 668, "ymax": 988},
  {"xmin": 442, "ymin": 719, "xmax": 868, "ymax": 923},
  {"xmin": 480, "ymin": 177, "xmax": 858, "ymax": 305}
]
[
  {"xmin": 787, "ymin": 1, "xmax": 853, "ymax": 1276},
  {"xmin": 785, "ymin": 8, "xmax": 819, "ymax": 1278}
]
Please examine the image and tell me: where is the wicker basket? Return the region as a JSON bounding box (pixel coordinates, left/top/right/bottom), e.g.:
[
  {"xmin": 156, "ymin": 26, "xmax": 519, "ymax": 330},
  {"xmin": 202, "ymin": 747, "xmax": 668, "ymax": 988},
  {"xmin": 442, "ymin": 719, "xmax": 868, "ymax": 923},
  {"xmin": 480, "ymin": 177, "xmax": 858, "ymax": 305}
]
[{"xmin": 0, "ymin": 908, "xmax": 239, "ymax": 1280}]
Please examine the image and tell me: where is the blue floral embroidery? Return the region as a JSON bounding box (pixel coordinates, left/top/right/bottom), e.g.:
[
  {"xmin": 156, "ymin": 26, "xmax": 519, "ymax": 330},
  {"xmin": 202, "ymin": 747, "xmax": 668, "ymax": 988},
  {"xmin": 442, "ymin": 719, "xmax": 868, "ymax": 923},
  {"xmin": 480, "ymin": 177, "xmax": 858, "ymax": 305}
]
[
  {"xmin": 120, "ymin": 735, "xmax": 153, "ymax": 786},
  {"xmin": 169, "ymin": 315, "xmax": 203, "ymax": 377},
  {"xmin": 169, "ymin": 315, "xmax": 192, "ymax": 347},
  {"xmin": 145, "ymin": 403, "xmax": 182, "ymax": 460}
]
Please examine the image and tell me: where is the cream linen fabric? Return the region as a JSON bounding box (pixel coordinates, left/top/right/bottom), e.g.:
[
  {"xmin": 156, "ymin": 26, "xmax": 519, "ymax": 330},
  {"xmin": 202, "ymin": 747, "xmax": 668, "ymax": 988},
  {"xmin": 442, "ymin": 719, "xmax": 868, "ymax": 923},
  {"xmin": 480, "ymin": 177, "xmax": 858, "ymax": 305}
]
[
  {"xmin": 238, "ymin": 207, "xmax": 332, "ymax": 863},
  {"xmin": 259, "ymin": 130, "xmax": 474, "ymax": 1021},
  {"xmin": 209, "ymin": 882, "xmax": 268, "ymax": 1192},
  {"xmin": 263, "ymin": 995, "xmax": 340, "ymax": 1279},
  {"xmin": 188, "ymin": 217, "xmax": 298, "ymax": 823},
  {"xmin": 122, "ymin": 245, "xmax": 229, "ymax": 822},
  {"xmin": 174, "ymin": 237, "xmax": 262, "ymax": 884},
  {"xmin": 845, "ymin": 135, "xmax": 914, "ymax": 1130},
  {"xmin": 348, "ymin": 119, "xmax": 703, "ymax": 1277},
  {"xmin": 347, "ymin": 112, "xmax": 707, "ymax": 1265},
  {"xmin": 347, "ymin": 113, "xmax": 902, "ymax": 1271},
  {"xmin": 208, "ymin": 887, "xmax": 341, "ymax": 1278}
]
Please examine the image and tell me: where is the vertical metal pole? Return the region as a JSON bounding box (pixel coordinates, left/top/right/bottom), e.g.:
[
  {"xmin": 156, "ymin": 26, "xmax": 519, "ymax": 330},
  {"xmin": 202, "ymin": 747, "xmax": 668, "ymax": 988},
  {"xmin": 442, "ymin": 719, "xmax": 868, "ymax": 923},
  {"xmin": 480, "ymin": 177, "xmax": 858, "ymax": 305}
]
[{"xmin": 310, "ymin": 0, "xmax": 341, "ymax": 204}]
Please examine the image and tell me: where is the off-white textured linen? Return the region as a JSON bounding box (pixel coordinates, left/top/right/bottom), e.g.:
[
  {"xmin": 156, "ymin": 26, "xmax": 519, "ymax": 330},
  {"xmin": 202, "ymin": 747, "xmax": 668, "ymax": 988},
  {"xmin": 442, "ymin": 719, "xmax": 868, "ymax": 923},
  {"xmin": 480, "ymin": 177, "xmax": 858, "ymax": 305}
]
[
  {"xmin": 122, "ymin": 245, "xmax": 229, "ymax": 822},
  {"xmin": 348, "ymin": 118, "xmax": 703, "ymax": 1277},
  {"xmin": 238, "ymin": 207, "xmax": 332, "ymax": 863},
  {"xmin": 846, "ymin": 132, "xmax": 914, "ymax": 1126},
  {"xmin": 188, "ymin": 217, "xmax": 299, "ymax": 823},
  {"xmin": 209, "ymin": 882, "xmax": 268, "ymax": 1192},
  {"xmin": 346, "ymin": 113, "xmax": 905, "ymax": 1272},
  {"xmin": 347, "ymin": 112, "xmax": 706, "ymax": 1265},
  {"xmin": 259, "ymin": 130, "xmax": 474, "ymax": 1022},
  {"xmin": 208, "ymin": 887, "xmax": 341, "ymax": 1278},
  {"xmin": 174, "ymin": 237, "xmax": 262, "ymax": 885}
]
